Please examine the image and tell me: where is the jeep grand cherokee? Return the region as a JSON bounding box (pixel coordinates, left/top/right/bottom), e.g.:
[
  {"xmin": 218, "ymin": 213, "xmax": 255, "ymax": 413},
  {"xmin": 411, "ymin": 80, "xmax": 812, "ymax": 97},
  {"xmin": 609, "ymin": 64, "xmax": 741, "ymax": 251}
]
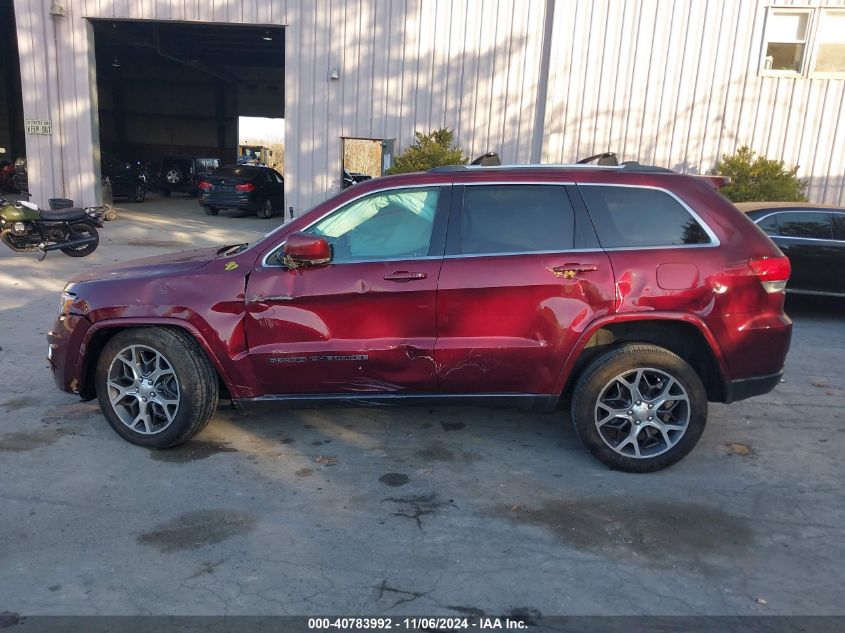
[{"xmin": 47, "ymin": 164, "xmax": 792, "ymax": 472}]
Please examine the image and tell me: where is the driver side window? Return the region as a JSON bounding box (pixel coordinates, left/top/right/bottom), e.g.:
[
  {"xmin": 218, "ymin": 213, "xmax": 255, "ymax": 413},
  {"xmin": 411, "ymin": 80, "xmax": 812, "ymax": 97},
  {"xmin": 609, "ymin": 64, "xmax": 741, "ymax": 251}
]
[{"xmin": 306, "ymin": 187, "xmax": 440, "ymax": 262}]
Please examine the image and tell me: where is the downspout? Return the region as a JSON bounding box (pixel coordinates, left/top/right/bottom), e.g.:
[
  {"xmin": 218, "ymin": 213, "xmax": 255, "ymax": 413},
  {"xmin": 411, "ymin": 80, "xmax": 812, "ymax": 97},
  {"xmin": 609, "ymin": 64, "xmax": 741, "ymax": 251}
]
[
  {"xmin": 530, "ymin": 0, "xmax": 556, "ymax": 164},
  {"xmin": 49, "ymin": 6, "xmax": 67, "ymax": 197}
]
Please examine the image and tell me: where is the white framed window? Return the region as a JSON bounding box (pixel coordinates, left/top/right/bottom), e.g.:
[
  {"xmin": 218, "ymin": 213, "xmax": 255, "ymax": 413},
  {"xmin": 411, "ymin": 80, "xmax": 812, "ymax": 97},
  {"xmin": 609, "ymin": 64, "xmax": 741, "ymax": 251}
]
[
  {"xmin": 761, "ymin": 8, "xmax": 813, "ymax": 76},
  {"xmin": 811, "ymin": 9, "xmax": 845, "ymax": 77}
]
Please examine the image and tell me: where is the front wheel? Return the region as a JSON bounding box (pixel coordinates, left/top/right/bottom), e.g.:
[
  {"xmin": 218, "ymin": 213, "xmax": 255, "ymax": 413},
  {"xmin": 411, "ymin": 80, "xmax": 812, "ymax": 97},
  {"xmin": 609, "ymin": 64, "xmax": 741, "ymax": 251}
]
[
  {"xmin": 61, "ymin": 222, "xmax": 99, "ymax": 257},
  {"xmin": 95, "ymin": 327, "xmax": 219, "ymax": 448},
  {"xmin": 570, "ymin": 343, "xmax": 707, "ymax": 473}
]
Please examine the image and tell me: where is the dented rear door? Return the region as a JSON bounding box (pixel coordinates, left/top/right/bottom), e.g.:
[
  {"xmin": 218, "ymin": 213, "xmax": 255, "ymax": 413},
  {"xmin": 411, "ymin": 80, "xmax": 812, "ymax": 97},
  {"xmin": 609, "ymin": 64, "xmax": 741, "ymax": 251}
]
[{"xmin": 434, "ymin": 182, "xmax": 615, "ymax": 395}]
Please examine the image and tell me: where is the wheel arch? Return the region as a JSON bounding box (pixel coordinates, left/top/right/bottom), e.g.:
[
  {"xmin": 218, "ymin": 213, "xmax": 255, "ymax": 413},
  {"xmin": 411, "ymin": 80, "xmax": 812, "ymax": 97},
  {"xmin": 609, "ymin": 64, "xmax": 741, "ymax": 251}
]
[
  {"xmin": 77, "ymin": 319, "xmax": 236, "ymax": 401},
  {"xmin": 558, "ymin": 314, "xmax": 729, "ymax": 403}
]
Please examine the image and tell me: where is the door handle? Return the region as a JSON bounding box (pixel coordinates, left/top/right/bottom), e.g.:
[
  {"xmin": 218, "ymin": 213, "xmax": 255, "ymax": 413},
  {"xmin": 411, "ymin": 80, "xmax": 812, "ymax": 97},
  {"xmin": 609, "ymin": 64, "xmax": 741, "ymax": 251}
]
[
  {"xmin": 384, "ymin": 271, "xmax": 427, "ymax": 282},
  {"xmin": 247, "ymin": 294, "xmax": 294, "ymax": 304},
  {"xmin": 550, "ymin": 263, "xmax": 599, "ymax": 279}
]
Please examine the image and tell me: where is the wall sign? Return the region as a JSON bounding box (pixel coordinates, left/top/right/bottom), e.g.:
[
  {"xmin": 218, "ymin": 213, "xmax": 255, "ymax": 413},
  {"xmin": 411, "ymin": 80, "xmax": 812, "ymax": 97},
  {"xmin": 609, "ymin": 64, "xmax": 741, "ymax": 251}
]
[{"xmin": 25, "ymin": 120, "xmax": 53, "ymax": 135}]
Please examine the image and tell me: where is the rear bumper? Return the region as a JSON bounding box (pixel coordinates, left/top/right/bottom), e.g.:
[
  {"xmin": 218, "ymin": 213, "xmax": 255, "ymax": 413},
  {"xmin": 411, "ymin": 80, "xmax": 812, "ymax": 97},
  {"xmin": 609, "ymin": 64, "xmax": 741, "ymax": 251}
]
[
  {"xmin": 722, "ymin": 370, "xmax": 783, "ymax": 404},
  {"xmin": 200, "ymin": 194, "xmax": 258, "ymax": 211}
]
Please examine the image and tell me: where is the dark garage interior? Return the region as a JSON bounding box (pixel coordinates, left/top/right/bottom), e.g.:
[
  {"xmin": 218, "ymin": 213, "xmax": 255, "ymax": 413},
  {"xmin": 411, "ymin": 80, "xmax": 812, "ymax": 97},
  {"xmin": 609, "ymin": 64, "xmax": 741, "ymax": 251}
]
[
  {"xmin": 91, "ymin": 20, "xmax": 284, "ymax": 173},
  {"xmin": 0, "ymin": 0, "xmax": 24, "ymax": 173}
]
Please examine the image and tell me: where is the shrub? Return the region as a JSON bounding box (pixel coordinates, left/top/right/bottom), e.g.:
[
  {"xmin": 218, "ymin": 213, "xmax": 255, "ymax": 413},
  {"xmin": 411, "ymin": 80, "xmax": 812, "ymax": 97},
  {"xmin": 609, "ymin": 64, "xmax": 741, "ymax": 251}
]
[
  {"xmin": 715, "ymin": 146, "xmax": 807, "ymax": 202},
  {"xmin": 385, "ymin": 128, "xmax": 468, "ymax": 175}
]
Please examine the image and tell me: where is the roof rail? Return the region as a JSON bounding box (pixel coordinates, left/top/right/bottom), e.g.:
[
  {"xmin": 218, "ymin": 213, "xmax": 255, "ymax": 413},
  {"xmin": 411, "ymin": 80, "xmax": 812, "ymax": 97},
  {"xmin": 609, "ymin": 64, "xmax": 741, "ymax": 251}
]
[
  {"xmin": 427, "ymin": 164, "xmax": 468, "ymax": 172},
  {"xmin": 618, "ymin": 163, "xmax": 675, "ymax": 173},
  {"xmin": 427, "ymin": 162, "xmax": 678, "ymax": 174}
]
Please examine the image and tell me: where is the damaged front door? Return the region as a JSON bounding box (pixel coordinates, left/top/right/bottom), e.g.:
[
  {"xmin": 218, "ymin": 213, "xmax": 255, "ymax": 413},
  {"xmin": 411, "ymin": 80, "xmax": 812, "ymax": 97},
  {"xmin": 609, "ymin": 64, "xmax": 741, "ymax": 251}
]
[{"xmin": 245, "ymin": 185, "xmax": 450, "ymax": 395}]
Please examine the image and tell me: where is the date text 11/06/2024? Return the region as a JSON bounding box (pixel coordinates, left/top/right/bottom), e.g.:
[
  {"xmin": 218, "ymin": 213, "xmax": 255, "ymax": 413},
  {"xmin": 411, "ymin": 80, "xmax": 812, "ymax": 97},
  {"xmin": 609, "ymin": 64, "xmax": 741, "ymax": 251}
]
[{"xmin": 307, "ymin": 617, "xmax": 528, "ymax": 630}]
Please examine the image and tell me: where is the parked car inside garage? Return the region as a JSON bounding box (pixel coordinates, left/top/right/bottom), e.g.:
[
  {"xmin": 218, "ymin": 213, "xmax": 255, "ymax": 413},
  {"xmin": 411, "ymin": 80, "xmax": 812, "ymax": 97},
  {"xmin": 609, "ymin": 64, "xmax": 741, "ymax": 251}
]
[
  {"xmin": 101, "ymin": 152, "xmax": 147, "ymax": 203},
  {"xmin": 155, "ymin": 156, "xmax": 220, "ymax": 197},
  {"xmin": 198, "ymin": 165, "xmax": 284, "ymax": 218},
  {"xmin": 12, "ymin": 153, "xmax": 147, "ymax": 203},
  {"xmin": 739, "ymin": 203, "xmax": 845, "ymax": 298}
]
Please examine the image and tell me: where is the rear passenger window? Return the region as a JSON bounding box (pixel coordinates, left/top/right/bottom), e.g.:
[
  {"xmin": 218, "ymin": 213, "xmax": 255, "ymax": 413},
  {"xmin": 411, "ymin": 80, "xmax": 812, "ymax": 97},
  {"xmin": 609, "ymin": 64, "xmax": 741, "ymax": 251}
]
[
  {"xmin": 579, "ymin": 185, "xmax": 711, "ymax": 248},
  {"xmin": 459, "ymin": 185, "xmax": 574, "ymax": 254},
  {"xmin": 756, "ymin": 214, "xmax": 780, "ymax": 234},
  {"xmin": 775, "ymin": 212, "xmax": 833, "ymax": 239},
  {"xmin": 833, "ymin": 215, "xmax": 845, "ymax": 241}
]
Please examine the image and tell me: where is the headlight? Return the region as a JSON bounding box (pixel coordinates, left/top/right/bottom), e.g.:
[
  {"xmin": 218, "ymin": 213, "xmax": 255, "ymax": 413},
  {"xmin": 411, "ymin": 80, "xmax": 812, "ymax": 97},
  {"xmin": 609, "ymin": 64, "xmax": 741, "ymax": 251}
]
[{"xmin": 58, "ymin": 290, "xmax": 76, "ymax": 318}]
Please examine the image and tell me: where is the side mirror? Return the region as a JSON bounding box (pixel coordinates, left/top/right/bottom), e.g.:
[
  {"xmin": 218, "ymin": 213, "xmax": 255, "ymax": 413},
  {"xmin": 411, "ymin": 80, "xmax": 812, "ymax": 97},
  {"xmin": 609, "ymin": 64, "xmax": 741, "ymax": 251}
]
[{"xmin": 281, "ymin": 232, "xmax": 332, "ymax": 268}]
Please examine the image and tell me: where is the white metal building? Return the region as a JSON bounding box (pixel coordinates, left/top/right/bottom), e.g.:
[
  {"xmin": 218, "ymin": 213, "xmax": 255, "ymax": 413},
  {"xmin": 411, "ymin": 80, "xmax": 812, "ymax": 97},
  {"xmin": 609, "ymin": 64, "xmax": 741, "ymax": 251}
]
[{"xmin": 11, "ymin": 0, "xmax": 845, "ymax": 212}]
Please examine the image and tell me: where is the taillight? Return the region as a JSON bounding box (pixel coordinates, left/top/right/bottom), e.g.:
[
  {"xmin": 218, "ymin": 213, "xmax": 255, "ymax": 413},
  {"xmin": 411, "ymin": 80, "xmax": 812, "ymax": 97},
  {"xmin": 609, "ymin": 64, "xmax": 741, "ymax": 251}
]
[
  {"xmin": 235, "ymin": 183, "xmax": 256, "ymax": 192},
  {"xmin": 198, "ymin": 180, "xmax": 212, "ymax": 191},
  {"xmin": 749, "ymin": 256, "xmax": 790, "ymax": 293}
]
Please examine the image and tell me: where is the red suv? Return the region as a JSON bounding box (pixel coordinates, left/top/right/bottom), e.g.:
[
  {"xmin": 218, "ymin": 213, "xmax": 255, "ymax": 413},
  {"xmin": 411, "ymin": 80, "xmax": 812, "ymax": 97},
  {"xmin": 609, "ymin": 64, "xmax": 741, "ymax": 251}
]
[{"xmin": 47, "ymin": 165, "xmax": 792, "ymax": 472}]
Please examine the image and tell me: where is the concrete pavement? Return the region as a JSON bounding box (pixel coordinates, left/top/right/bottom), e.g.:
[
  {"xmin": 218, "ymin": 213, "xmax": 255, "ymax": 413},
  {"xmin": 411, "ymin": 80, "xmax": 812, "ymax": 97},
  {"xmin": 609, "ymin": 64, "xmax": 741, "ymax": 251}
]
[{"xmin": 1, "ymin": 194, "xmax": 843, "ymax": 616}]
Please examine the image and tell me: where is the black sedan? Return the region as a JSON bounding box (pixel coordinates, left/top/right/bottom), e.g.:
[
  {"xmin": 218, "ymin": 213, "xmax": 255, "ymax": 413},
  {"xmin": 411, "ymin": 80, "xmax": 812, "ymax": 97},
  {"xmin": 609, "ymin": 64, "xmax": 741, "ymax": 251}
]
[
  {"xmin": 739, "ymin": 203, "xmax": 845, "ymax": 297},
  {"xmin": 198, "ymin": 165, "xmax": 284, "ymax": 219}
]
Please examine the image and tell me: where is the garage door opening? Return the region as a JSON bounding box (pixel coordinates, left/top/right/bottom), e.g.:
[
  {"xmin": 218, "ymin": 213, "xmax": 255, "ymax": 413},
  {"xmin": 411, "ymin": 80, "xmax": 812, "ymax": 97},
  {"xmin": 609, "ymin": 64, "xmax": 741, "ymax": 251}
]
[
  {"xmin": 90, "ymin": 19, "xmax": 284, "ymax": 203},
  {"xmin": 0, "ymin": 0, "xmax": 24, "ymax": 194}
]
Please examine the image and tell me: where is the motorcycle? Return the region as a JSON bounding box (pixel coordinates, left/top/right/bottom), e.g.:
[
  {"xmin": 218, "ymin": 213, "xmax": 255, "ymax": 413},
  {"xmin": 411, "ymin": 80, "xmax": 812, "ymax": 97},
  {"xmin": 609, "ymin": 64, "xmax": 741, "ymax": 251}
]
[{"xmin": 0, "ymin": 197, "xmax": 105, "ymax": 260}]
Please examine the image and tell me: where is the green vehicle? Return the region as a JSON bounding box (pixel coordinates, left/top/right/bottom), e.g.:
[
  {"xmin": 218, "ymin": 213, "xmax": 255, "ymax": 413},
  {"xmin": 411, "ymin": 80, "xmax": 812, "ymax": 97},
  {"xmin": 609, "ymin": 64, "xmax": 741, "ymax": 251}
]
[{"xmin": 0, "ymin": 198, "xmax": 103, "ymax": 259}]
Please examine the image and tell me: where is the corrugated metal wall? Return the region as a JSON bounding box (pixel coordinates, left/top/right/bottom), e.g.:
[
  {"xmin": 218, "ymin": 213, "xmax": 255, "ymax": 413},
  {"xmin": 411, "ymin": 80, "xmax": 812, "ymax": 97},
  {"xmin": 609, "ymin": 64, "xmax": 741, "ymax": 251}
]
[
  {"xmin": 14, "ymin": 0, "xmax": 845, "ymax": 211},
  {"xmin": 543, "ymin": 0, "xmax": 845, "ymax": 205}
]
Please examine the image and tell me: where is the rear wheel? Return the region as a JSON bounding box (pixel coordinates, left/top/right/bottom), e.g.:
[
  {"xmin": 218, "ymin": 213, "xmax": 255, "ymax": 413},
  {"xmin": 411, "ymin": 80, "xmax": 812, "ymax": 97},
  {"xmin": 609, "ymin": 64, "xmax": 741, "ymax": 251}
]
[
  {"xmin": 570, "ymin": 343, "xmax": 707, "ymax": 473},
  {"xmin": 61, "ymin": 222, "xmax": 99, "ymax": 257},
  {"xmin": 205, "ymin": 206, "xmax": 219, "ymax": 216},
  {"xmin": 258, "ymin": 198, "xmax": 273, "ymax": 219},
  {"xmin": 130, "ymin": 183, "xmax": 146, "ymax": 203},
  {"xmin": 95, "ymin": 327, "xmax": 219, "ymax": 449}
]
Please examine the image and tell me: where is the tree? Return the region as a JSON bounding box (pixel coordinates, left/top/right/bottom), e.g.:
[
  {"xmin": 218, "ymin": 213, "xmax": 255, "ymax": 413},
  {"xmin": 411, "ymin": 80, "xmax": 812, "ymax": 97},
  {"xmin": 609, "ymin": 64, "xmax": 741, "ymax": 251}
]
[
  {"xmin": 385, "ymin": 128, "xmax": 468, "ymax": 175},
  {"xmin": 715, "ymin": 146, "xmax": 807, "ymax": 202}
]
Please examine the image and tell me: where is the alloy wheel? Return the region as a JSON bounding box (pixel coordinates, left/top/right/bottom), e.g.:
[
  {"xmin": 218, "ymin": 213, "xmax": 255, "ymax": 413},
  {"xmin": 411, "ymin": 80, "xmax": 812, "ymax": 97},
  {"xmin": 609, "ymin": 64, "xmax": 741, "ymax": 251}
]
[
  {"xmin": 106, "ymin": 345, "xmax": 180, "ymax": 435},
  {"xmin": 594, "ymin": 367, "xmax": 690, "ymax": 459}
]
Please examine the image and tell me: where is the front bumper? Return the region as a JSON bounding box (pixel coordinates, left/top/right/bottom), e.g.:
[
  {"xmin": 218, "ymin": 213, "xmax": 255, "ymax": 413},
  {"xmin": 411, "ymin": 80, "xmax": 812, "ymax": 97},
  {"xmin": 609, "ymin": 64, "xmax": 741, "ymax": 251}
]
[{"xmin": 47, "ymin": 313, "xmax": 90, "ymax": 394}]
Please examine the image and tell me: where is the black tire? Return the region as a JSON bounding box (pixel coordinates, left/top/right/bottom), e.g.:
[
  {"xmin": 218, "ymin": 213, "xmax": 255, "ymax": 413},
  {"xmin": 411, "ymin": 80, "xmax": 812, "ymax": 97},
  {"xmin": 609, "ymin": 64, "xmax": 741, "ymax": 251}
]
[
  {"xmin": 130, "ymin": 183, "xmax": 146, "ymax": 203},
  {"xmin": 205, "ymin": 206, "xmax": 219, "ymax": 216},
  {"xmin": 61, "ymin": 222, "xmax": 99, "ymax": 257},
  {"xmin": 570, "ymin": 343, "xmax": 707, "ymax": 473},
  {"xmin": 95, "ymin": 327, "xmax": 219, "ymax": 449},
  {"xmin": 258, "ymin": 198, "xmax": 273, "ymax": 219}
]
